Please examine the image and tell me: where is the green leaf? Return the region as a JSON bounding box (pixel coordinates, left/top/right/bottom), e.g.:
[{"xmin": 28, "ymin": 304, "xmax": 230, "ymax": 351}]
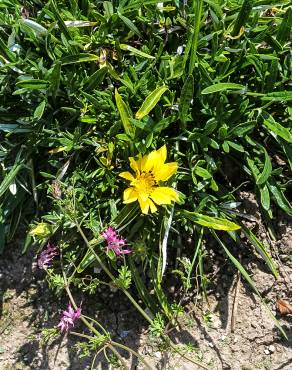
[
  {"xmin": 16, "ymin": 80, "xmax": 49, "ymax": 89},
  {"xmin": 259, "ymin": 184, "xmax": 270, "ymax": 211},
  {"xmin": 201, "ymin": 83, "xmax": 245, "ymax": 94},
  {"xmin": 61, "ymin": 54, "xmax": 99, "ymax": 65},
  {"xmin": 21, "ymin": 19, "xmax": 47, "ymax": 34},
  {"xmin": 118, "ymin": 12, "xmax": 142, "ymax": 37},
  {"xmin": 231, "ymin": 0, "xmax": 254, "ymax": 37},
  {"xmin": 267, "ymin": 179, "xmax": 292, "ymax": 215},
  {"xmin": 120, "ymin": 44, "xmax": 155, "ymax": 59},
  {"xmin": 256, "ymin": 148, "xmax": 272, "ymax": 185},
  {"xmin": 115, "ymin": 89, "xmax": 135, "ymax": 136},
  {"xmin": 0, "ymin": 163, "xmax": 23, "ymax": 198},
  {"xmin": 49, "ymin": 61, "xmax": 61, "ymax": 99},
  {"xmin": 33, "ymin": 100, "xmax": 46, "ymax": 119},
  {"xmin": 135, "ymin": 86, "xmax": 168, "ymax": 120},
  {"xmin": 179, "ymin": 75, "xmax": 194, "ymax": 127},
  {"xmin": 182, "ymin": 211, "xmax": 241, "ymax": 231},
  {"xmin": 194, "ymin": 166, "xmax": 212, "ymax": 179},
  {"xmin": 263, "ymin": 115, "xmax": 292, "ymax": 143},
  {"xmin": 83, "ymin": 67, "xmax": 107, "ymax": 91},
  {"xmin": 261, "ymin": 91, "xmax": 292, "ymax": 102},
  {"xmin": 241, "ymin": 226, "xmax": 278, "ymax": 277}
]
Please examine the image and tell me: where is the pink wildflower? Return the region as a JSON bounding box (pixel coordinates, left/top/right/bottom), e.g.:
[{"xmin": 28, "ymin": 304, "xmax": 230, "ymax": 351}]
[
  {"xmin": 57, "ymin": 304, "xmax": 81, "ymax": 333},
  {"xmin": 102, "ymin": 227, "xmax": 131, "ymax": 256},
  {"xmin": 37, "ymin": 242, "xmax": 58, "ymax": 269}
]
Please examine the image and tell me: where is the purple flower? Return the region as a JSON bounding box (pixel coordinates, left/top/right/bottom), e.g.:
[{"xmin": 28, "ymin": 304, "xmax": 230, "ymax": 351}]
[
  {"xmin": 102, "ymin": 227, "xmax": 131, "ymax": 256},
  {"xmin": 37, "ymin": 242, "xmax": 58, "ymax": 269},
  {"xmin": 57, "ymin": 304, "xmax": 81, "ymax": 333}
]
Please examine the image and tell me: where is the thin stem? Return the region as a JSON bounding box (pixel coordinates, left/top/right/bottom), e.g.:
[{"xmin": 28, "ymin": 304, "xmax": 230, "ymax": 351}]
[
  {"xmin": 111, "ymin": 340, "xmax": 154, "ymax": 370},
  {"xmin": 108, "ymin": 344, "xmax": 129, "ymax": 370},
  {"xmin": 75, "ymin": 220, "xmax": 153, "ymax": 324},
  {"xmin": 90, "ymin": 345, "xmax": 109, "ymax": 370},
  {"xmin": 188, "ymin": 0, "xmax": 203, "ymax": 75},
  {"xmin": 70, "ymin": 331, "xmax": 92, "ymax": 340},
  {"xmin": 82, "ymin": 314, "xmax": 109, "ymax": 336}
]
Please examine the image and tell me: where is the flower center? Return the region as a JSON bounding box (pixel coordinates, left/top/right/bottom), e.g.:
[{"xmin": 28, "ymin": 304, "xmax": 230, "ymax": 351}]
[{"xmin": 133, "ymin": 172, "xmax": 156, "ymax": 195}]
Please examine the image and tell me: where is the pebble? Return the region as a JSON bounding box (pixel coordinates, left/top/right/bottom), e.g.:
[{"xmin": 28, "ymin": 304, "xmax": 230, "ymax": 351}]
[
  {"xmin": 207, "ymin": 342, "xmax": 214, "ymax": 348},
  {"xmin": 154, "ymin": 351, "xmax": 162, "ymax": 359},
  {"xmin": 268, "ymin": 345, "xmax": 275, "ymax": 353},
  {"xmin": 220, "ymin": 335, "xmax": 227, "ymax": 341},
  {"xmin": 264, "ymin": 349, "xmax": 270, "ymax": 355}
]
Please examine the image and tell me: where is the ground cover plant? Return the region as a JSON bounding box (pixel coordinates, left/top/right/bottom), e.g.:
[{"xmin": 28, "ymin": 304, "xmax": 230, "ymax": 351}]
[{"xmin": 0, "ymin": 0, "xmax": 291, "ymax": 368}]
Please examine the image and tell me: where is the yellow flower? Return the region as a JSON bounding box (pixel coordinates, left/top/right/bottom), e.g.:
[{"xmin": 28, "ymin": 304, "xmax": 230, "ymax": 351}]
[
  {"xmin": 119, "ymin": 145, "xmax": 179, "ymax": 214},
  {"xmin": 29, "ymin": 222, "xmax": 51, "ymax": 237}
]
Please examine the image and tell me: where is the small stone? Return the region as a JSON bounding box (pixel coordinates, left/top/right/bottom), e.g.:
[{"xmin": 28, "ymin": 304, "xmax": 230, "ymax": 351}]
[
  {"xmin": 268, "ymin": 345, "xmax": 275, "ymax": 353},
  {"xmin": 154, "ymin": 351, "xmax": 162, "ymax": 359},
  {"xmin": 207, "ymin": 342, "xmax": 214, "ymax": 348},
  {"xmin": 264, "ymin": 349, "xmax": 270, "ymax": 355},
  {"xmin": 233, "ymin": 337, "xmax": 238, "ymax": 344},
  {"xmin": 220, "ymin": 335, "xmax": 227, "ymax": 341}
]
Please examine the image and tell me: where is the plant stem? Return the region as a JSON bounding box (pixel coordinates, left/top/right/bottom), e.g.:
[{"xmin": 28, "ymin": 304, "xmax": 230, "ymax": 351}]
[
  {"xmin": 111, "ymin": 340, "xmax": 154, "ymax": 370},
  {"xmin": 75, "ymin": 220, "xmax": 153, "ymax": 324},
  {"xmin": 108, "ymin": 344, "xmax": 129, "ymax": 369},
  {"xmin": 188, "ymin": 0, "xmax": 203, "ymax": 75}
]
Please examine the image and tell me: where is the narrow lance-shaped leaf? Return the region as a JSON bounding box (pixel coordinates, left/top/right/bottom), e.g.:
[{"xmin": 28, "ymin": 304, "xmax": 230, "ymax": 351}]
[
  {"xmin": 259, "ymin": 184, "xmax": 270, "ymax": 211},
  {"xmin": 33, "ymin": 100, "xmax": 46, "ymax": 119},
  {"xmin": 267, "ymin": 179, "xmax": 292, "ymax": 215},
  {"xmin": 240, "ymin": 225, "xmax": 278, "ymax": 278},
  {"xmin": 179, "ymin": 75, "xmax": 194, "ymax": 127},
  {"xmin": 118, "ymin": 12, "xmax": 142, "ymax": 37},
  {"xmin": 49, "ymin": 61, "xmax": 61, "ymax": 99},
  {"xmin": 231, "ymin": 0, "xmax": 254, "ymax": 37},
  {"xmin": 263, "ymin": 115, "xmax": 292, "ymax": 143},
  {"xmin": 201, "ymin": 83, "xmax": 245, "ymax": 94},
  {"xmin": 136, "ymin": 86, "xmax": 168, "ymax": 120},
  {"xmin": 115, "ymin": 89, "xmax": 135, "ymax": 137},
  {"xmin": 61, "ymin": 54, "xmax": 100, "ymax": 65},
  {"xmin": 120, "ymin": 44, "xmax": 155, "ymax": 59},
  {"xmin": 16, "ymin": 80, "xmax": 49, "ymax": 89},
  {"xmin": 0, "ymin": 163, "xmax": 23, "ymax": 198},
  {"xmin": 182, "ymin": 211, "xmax": 241, "ymax": 231},
  {"xmin": 256, "ymin": 148, "xmax": 272, "ymax": 185}
]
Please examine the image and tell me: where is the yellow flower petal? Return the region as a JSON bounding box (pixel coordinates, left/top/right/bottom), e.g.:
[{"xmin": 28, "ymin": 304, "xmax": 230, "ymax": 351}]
[
  {"xmin": 119, "ymin": 171, "xmax": 135, "ymax": 182},
  {"xmin": 156, "ymin": 145, "xmax": 167, "ymax": 163},
  {"xmin": 150, "ymin": 187, "xmax": 178, "ymax": 205},
  {"xmin": 154, "ymin": 162, "xmax": 178, "ymax": 182},
  {"xmin": 129, "ymin": 157, "xmax": 140, "ymax": 173},
  {"xmin": 138, "ymin": 197, "xmax": 151, "ymax": 214},
  {"xmin": 123, "ymin": 187, "xmax": 138, "ymax": 203},
  {"xmin": 140, "ymin": 151, "xmax": 156, "ymax": 173},
  {"xmin": 149, "ymin": 199, "xmax": 157, "ymax": 213},
  {"xmin": 138, "ymin": 191, "xmax": 149, "ymax": 202}
]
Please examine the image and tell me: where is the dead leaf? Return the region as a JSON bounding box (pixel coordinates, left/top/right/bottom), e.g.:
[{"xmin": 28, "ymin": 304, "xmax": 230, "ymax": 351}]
[{"xmin": 276, "ymin": 299, "xmax": 292, "ymax": 315}]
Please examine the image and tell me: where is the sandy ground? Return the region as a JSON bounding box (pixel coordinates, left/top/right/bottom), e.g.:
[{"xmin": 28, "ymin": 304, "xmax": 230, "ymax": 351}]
[{"xmin": 0, "ymin": 194, "xmax": 291, "ymax": 369}]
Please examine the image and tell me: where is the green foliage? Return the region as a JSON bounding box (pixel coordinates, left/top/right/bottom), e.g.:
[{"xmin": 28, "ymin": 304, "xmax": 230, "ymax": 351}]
[
  {"xmin": 114, "ymin": 265, "xmax": 132, "ymax": 289},
  {"xmin": 0, "ymin": 0, "xmax": 291, "ymax": 361}
]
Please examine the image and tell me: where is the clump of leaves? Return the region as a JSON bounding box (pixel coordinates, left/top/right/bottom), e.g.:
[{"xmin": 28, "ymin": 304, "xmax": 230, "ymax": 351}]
[{"xmin": 0, "ymin": 0, "xmax": 291, "ymax": 364}]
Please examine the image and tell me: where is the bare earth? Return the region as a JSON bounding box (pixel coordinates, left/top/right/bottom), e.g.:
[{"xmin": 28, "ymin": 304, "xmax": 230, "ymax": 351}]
[{"xmin": 0, "ymin": 194, "xmax": 291, "ymax": 369}]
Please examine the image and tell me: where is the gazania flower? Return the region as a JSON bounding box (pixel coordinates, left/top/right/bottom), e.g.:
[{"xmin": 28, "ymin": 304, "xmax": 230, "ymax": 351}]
[{"xmin": 119, "ymin": 145, "xmax": 179, "ymax": 214}]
